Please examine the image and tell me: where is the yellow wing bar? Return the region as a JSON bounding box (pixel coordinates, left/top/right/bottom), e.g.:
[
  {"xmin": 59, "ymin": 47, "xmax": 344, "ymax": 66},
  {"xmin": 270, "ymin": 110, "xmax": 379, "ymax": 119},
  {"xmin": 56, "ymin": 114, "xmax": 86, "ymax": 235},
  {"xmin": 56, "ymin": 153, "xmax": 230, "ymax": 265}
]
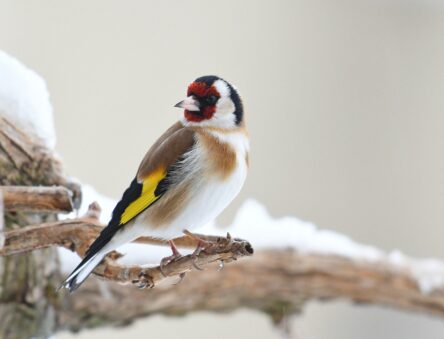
[{"xmin": 119, "ymin": 168, "xmax": 166, "ymax": 225}]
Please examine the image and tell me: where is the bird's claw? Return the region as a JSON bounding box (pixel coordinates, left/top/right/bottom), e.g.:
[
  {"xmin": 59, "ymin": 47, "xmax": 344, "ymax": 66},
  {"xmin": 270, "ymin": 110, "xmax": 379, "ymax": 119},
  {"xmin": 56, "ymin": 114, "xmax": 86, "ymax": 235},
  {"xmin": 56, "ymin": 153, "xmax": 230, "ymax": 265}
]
[
  {"xmin": 132, "ymin": 271, "xmax": 154, "ymax": 289},
  {"xmin": 184, "ymin": 230, "xmax": 235, "ymax": 271},
  {"xmin": 159, "ymin": 240, "xmax": 183, "ymax": 277},
  {"xmin": 190, "ymin": 239, "xmax": 211, "ymax": 271},
  {"xmin": 159, "ymin": 252, "xmax": 183, "ymax": 277}
]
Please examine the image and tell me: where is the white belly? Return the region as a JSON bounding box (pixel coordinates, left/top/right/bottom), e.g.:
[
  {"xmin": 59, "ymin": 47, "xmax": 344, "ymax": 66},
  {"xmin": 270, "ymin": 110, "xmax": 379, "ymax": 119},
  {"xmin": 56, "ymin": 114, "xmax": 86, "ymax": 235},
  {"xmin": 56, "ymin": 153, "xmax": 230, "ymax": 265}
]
[{"xmin": 147, "ymin": 159, "xmax": 247, "ymax": 239}]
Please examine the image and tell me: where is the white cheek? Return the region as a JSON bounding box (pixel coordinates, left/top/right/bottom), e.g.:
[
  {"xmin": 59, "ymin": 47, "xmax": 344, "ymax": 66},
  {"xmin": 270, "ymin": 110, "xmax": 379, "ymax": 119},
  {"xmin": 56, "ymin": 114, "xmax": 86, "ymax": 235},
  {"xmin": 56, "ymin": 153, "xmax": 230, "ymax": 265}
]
[
  {"xmin": 213, "ymin": 79, "xmax": 230, "ymax": 97},
  {"xmin": 212, "ymin": 98, "xmax": 236, "ymax": 127},
  {"xmin": 215, "ymin": 97, "xmax": 235, "ymax": 116}
]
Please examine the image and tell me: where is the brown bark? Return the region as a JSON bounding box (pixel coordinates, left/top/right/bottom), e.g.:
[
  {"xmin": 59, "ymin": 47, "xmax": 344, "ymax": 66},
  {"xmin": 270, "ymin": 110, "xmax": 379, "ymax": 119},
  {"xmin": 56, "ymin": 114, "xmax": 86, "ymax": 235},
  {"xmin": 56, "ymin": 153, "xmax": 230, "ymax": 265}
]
[
  {"xmin": 1, "ymin": 211, "xmax": 254, "ymax": 288},
  {"xmin": 0, "ymin": 116, "xmax": 81, "ymax": 204},
  {"xmin": 2, "ymin": 209, "xmax": 444, "ymax": 333},
  {"xmin": 59, "ymin": 250, "xmax": 444, "ymax": 329},
  {"xmin": 57, "ymin": 250, "xmax": 444, "ymax": 331},
  {"xmin": 0, "ymin": 116, "xmax": 81, "ymax": 339},
  {"xmin": 0, "ymin": 191, "xmax": 4, "ymax": 247},
  {"xmin": 1, "ymin": 185, "xmax": 74, "ymax": 213}
]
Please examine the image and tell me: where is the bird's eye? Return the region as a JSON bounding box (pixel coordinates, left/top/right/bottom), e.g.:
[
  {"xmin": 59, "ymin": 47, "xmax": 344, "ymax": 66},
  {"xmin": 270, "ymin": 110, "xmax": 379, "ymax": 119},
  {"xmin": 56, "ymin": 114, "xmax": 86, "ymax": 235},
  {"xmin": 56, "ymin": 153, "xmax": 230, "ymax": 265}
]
[{"xmin": 206, "ymin": 95, "xmax": 218, "ymax": 105}]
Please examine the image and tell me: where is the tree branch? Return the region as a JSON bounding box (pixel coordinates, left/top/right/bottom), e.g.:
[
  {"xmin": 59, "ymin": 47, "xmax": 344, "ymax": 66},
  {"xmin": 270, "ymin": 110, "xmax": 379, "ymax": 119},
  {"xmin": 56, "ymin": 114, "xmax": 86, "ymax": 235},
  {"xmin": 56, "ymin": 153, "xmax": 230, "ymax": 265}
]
[
  {"xmin": 0, "ymin": 116, "xmax": 81, "ymax": 207},
  {"xmin": 0, "ymin": 115, "xmax": 82, "ymax": 339},
  {"xmin": 2, "ymin": 202, "xmax": 444, "ymax": 332},
  {"xmin": 60, "ymin": 250, "xmax": 444, "ymax": 332},
  {"xmin": 0, "ymin": 205, "xmax": 254, "ymax": 288},
  {"xmin": 0, "ymin": 190, "xmax": 4, "ymax": 248},
  {"xmin": 0, "ymin": 185, "xmax": 74, "ymax": 213}
]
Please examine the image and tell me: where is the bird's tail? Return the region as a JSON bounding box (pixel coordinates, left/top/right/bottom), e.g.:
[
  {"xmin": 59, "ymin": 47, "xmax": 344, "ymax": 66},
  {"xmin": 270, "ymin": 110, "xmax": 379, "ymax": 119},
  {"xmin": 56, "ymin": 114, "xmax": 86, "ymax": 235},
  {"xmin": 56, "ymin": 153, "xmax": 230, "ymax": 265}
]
[
  {"xmin": 59, "ymin": 243, "xmax": 111, "ymax": 293},
  {"xmin": 59, "ymin": 223, "xmax": 121, "ymax": 292},
  {"xmin": 59, "ymin": 221, "xmax": 143, "ymax": 292}
]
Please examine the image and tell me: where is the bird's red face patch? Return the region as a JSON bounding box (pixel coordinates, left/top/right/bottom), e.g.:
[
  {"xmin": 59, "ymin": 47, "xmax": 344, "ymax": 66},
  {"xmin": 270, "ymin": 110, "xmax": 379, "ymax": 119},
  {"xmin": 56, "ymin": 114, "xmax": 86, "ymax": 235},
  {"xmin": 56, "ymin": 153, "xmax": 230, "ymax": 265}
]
[
  {"xmin": 184, "ymin": 82, "xmax": 220, "ymax": 123},
  {"xmin": 184, "ymin": 106, "xmax": 216, "ymax": 122},
  {"xmin": 187, "ymin": 82, "xmax": 209, "ymax": 97},
  {"xmin": 187, "ymin": 82, "xmax": 220, "ymax": 98}
]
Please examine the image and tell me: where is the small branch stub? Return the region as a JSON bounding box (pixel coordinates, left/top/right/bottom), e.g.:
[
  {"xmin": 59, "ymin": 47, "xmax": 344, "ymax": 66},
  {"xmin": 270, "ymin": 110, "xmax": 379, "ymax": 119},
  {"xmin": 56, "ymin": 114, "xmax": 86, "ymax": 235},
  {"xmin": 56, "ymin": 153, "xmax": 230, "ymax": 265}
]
[{"xmin": 0, "ymin": 185, "xmax": 74, "ymax": 213}]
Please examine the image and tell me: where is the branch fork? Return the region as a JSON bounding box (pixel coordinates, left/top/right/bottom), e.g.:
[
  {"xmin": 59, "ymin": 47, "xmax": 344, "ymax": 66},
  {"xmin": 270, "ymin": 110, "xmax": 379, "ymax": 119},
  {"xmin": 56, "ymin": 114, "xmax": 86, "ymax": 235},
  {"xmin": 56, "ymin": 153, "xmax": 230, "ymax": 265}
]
[{"xmin": 0, "ymin": 201, "xmax": 254, "ymax": 290}]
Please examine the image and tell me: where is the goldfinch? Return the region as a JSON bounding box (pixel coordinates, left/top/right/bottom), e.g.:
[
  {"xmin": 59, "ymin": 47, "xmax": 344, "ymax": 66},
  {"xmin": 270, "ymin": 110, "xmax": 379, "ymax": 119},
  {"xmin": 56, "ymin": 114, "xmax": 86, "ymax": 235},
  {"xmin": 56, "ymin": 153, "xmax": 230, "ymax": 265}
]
[{"xmin": 61, "ymin": 75, "xmax": 249, "ymax": 292}]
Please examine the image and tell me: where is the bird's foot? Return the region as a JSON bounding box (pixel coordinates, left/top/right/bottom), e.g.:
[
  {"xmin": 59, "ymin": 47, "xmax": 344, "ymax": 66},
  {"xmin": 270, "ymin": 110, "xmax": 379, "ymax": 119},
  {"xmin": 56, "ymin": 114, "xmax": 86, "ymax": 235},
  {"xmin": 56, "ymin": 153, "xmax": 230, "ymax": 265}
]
[
  {"xmin": 183, "ymin": 230, "xmax": 214, "ymax": 270},
  {"xmin": 191, "ymin": 239, "xmax": 213, "ymax": 270},
  {"xmin": 159, "ymin": 240, "xmax": 183, "ymax": 277}
]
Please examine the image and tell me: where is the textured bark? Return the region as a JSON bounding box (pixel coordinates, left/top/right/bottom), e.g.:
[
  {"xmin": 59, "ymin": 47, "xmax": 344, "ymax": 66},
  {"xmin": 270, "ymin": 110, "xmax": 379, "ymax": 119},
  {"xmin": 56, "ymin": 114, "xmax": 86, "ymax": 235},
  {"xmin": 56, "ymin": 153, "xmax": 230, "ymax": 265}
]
[
  {"xmin": 0, "ymin": 117, "xmax": 81, "ymax": 202},
  {"xmin": 0, "ymin": 191, "xmax": 4, "ymax": 247},
  {"xmin": 2, "ymin": 212, "xmax": 444, "ymax": 333},
  {"xmin": 57, "ymin": 250, "xmax": 444, "ymax": 332},
  {"xmin": 1, "ymin": 185, "xmax": 74, "ymax": 213},
  {"xmin": 1, "ymin": 212, "xmax": 254, "ymax": 288},
  {"xmin": 0, "ymin": 116, "xmax": 80, "ymax": 339}
]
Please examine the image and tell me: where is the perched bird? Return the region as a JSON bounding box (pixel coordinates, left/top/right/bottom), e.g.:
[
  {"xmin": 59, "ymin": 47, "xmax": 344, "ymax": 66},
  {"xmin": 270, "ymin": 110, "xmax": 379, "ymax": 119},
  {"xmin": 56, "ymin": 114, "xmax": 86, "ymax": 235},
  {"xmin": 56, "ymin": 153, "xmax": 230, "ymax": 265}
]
[{"xmin": 61, "ymin": 75, "xmax": 249, "ymax": 292}]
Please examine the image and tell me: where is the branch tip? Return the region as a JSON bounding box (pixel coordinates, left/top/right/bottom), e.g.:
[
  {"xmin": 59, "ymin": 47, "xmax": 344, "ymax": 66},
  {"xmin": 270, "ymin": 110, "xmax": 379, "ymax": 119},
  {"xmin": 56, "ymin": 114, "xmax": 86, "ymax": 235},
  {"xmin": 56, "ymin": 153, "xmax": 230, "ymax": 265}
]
[{"xmin": 85, "ymin": 201, "xmax": 102, "ymax": 220}]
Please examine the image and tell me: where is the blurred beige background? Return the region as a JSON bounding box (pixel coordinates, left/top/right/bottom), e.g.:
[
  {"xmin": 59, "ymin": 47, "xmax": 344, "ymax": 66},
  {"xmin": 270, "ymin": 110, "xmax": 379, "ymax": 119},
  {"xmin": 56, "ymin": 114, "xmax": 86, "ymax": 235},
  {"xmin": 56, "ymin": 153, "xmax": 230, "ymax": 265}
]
[{"xmin": 1, "ymin": 0, "xmax": 444, "ymax": 338}]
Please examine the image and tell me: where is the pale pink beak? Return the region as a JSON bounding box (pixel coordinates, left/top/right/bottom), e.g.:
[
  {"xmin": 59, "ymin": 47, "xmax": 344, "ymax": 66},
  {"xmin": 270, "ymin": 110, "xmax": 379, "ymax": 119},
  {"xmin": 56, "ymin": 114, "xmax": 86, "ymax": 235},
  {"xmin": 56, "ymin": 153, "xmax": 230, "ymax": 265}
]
[{"xmin": 174, "ymin": 96, "xmax": 200, "ymax": 111}]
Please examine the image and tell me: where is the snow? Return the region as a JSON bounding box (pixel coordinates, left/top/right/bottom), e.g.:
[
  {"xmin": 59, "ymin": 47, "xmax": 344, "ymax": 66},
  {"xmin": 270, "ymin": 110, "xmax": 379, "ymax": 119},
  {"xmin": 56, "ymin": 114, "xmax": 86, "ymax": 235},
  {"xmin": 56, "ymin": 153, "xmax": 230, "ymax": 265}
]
[
  {"xmin": 196, "ymin": 199, "xmax": 384, "ymax": 261},
  {"xmin": 388, "ymin": 250, "xmax": 444, "ymax": 294},
  {"xmin": 58, "ymin": 189, "xmax": 444, "ymax": 294},
  {"xmin": 59, "ymin": 183, "xmax": 116, "ymax": 224},
  {"xmin": 0, "ymin": 50, "xmax": 56, "ymax": 148}
]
